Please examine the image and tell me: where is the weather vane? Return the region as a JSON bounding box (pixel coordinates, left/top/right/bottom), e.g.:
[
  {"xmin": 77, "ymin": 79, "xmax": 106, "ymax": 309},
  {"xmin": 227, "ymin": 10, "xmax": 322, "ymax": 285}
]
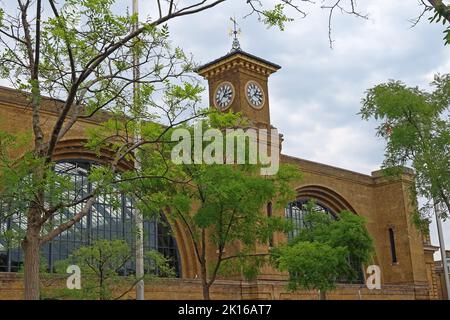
[{"xmin": 228, "ymin": 16, "xmax": 241, "ymax": 52}]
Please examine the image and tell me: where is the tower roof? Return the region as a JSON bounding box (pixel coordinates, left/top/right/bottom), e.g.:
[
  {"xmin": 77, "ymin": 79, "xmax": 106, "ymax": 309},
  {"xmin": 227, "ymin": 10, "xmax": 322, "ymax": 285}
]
[{"xmin": 195, "ymin": 49, "xmax": 281, "ymax": 79}]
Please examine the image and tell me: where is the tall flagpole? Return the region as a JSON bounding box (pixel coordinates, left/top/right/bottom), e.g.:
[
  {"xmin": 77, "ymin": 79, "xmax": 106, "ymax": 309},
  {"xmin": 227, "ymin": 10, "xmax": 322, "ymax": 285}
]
[
  {"xmin": 434, "ymin": 200, "xmax": 450, "ymax": 300},
  {"xmin": 132, "ymin": 0, "xmax": 145, "ymax": 301}
]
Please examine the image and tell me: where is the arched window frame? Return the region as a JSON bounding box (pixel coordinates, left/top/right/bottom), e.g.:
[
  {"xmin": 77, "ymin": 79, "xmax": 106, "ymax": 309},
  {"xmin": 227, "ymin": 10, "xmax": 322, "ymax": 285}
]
[{"xmin": 0, "ymin": 159, "xmax": 181, "ymax": 276}]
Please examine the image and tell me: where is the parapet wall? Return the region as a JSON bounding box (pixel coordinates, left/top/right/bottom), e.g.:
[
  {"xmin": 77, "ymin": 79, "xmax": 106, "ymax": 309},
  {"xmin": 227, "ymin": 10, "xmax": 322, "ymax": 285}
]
[{"xmin": 0, "ymin": 273, "xmax": 433, "ymax": 300}]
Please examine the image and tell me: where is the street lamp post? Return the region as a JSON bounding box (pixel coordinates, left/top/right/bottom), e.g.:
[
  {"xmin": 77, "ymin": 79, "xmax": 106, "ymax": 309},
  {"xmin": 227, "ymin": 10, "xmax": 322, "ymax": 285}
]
[
  {"xmin": 132, "ymin": 0, "xmax": 145, "ymax": 301},
  {"xmin": 434, "ymin": 201, "xmax": 450, "ymax": 300}
]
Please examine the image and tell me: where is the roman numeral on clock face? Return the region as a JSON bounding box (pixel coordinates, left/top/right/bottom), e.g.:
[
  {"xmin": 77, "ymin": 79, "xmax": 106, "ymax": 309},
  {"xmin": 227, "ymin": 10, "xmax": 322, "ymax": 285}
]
[
  {"xmin": 215, "ymin": 82, "xmax": 234, "ymax": 110},
  {"xmin": 246, "ymin": 81, "xmax": 264, "ymax": 108}
]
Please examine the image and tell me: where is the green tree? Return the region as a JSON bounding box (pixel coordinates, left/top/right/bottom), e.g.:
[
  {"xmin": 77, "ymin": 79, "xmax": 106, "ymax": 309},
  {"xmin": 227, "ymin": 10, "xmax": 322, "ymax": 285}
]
[
  {"xmin": 42, "ymin": 240, "xmax": 174, "ymax": 300},
  {"xmin": 272, "ymin": 201, "xmax": 374, "ymax": 300},
  {"xmin": 360, "ymin": 74, "xmax": 450, "ymax": 222},
  {"xmin": 166, "ymin": 112, "xmax": 300, "ymax": 300}
]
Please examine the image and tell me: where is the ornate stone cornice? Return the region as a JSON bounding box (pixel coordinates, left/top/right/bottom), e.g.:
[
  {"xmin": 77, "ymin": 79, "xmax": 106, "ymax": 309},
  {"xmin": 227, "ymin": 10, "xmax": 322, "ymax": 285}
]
[{"xmin": 196, "ymin": 51, "xmax": 280, "ymax": 79}]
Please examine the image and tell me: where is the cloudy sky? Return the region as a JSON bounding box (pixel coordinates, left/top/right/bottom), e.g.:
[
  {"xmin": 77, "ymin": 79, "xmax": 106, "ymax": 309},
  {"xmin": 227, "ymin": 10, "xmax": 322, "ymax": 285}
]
[{"xmin": 140, "ymin": 0, "xmax": 450, "ymax": 254}]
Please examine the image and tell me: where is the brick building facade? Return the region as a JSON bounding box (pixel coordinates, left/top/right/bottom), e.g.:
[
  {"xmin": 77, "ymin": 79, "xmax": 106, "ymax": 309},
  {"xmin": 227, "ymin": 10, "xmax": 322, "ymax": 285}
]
[{"xmin": 0, "ymin": 46, "xmax": 444, "ymax": 299}]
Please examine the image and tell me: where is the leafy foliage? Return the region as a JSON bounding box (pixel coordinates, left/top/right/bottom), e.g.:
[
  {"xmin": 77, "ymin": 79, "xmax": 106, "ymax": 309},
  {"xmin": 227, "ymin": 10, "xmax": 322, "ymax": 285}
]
[
  {"xmin": 271, "ymin": 201, "xmax": 374, "ymax": 297},
  {"xmin": 360, "ymin": 74, "xmax": 450, "ymax": 222},
  {"xmin": 262, "ymin": 4, "xmax": 294, "ymax": 31},
  {"xmin": 41, "ymin": 240, "xmax": 174, "ymax": 300},
  {"xmin": 275, "ymin": 241, "xmax": 348, "ymax": 292}
]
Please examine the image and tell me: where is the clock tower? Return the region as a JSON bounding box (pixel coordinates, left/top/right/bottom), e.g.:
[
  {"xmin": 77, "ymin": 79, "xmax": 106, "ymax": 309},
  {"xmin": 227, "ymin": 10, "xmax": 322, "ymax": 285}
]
[{"xmin": 196, "ymin": 33, "xmax": 281, "ymax": 129}]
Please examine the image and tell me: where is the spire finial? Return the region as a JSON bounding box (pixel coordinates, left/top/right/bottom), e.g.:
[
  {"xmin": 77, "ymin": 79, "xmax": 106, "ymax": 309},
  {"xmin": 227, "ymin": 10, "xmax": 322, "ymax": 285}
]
[{"xmin": 229, "ymin": 16, "xmax": 241, "ymax": 52}]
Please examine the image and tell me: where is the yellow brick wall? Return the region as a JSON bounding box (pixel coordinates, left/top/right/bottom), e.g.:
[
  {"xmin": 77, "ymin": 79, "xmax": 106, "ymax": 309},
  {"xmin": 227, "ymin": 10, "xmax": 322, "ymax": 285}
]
[{"xmin": 0, "ymin": 273, "xmax": 428, "ymax": 300}]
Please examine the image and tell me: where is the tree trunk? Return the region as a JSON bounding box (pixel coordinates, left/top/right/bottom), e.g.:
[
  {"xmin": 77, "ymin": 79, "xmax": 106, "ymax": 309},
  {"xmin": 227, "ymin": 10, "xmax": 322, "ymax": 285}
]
[
  {"xmin": 319, "ymin": 290, "xmax": 327, "ymax": 300},
  {"xmin": 202, "ymin": 283, "xmax": 211, "ymax": 300},
  {"xmin": 200, "ymin": 263, "xmax": 210, "ymax": 300},
  {"xmin": 22, "ymin": 226, "xmax": 41, "ymax": 300},
  {"xmin": 199, "ymin": 228, "xmax": 211, "ymax": 300}
]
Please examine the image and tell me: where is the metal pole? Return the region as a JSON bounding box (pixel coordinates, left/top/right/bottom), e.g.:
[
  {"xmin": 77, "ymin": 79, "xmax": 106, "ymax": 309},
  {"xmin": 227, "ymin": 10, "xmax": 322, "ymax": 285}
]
[
  {"xmin": 132, "ymin": 0, "xmax": 145, "ymax": 301},
  {"xmin": 434, "ymin": 201, "xmax": 450, "ymax": 300}
]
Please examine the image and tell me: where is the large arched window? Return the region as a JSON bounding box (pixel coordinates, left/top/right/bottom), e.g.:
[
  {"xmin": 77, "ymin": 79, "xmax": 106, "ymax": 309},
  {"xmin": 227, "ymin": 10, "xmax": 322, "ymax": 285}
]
[
  {"xmin": 285, "ymin": 198, "xmax": 364, "ymax": 284},
  {"xmin": 0, "ymin": 160, "xmax": 181, "ymax": 276}
]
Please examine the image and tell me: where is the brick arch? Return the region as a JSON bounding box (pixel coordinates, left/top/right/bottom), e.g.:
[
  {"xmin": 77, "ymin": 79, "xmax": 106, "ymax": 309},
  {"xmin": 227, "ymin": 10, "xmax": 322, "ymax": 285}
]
[
  {"xmin": 296, "ymin": 185, "xmax": 357, "ymax": 215},
  {"xmin": 166, "ymin": 215, "xmax": 199, "ymax": 279},
  {"xmin": 52, "ymin": 138, "xmax": 133, "ymax": 171}
]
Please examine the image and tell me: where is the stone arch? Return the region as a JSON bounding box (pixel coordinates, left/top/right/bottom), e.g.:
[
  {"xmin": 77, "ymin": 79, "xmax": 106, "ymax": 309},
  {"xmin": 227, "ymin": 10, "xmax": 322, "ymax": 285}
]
[
  {"xmin": 289, "ymin": 185, "xmax": 365, "ymax": 284},
  {"xmin": 166, "ymin": 214, "xmax": 200, "ymax": 279},
  {"xmin": 52, "ymin": 138, "xmax": 133, "ymax": 171},
  {"xmin": 296, "ymin": 184, "xmax": 357, "ymax": 215}
]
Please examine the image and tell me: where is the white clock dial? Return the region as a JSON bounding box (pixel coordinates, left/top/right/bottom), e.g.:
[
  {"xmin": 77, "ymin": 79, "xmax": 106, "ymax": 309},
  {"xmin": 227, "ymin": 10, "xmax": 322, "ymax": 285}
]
[
  {"xmin": 214, "ymin": 82, "xmax": 234, "ymax": 110},
  {"xmin": 246, "ymin": 81, "xmax": 264, "ymax": 109}
]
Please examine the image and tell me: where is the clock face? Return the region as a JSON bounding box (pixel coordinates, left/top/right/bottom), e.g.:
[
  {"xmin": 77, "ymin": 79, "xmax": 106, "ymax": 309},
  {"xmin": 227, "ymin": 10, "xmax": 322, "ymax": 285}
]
[
  {"xmin": 214, "ymin": 82, "xmax": 234, "ymax": 110},
  {"xmin": 245, "ymin": 81, "xmax": 265, "ymax": 109}
]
